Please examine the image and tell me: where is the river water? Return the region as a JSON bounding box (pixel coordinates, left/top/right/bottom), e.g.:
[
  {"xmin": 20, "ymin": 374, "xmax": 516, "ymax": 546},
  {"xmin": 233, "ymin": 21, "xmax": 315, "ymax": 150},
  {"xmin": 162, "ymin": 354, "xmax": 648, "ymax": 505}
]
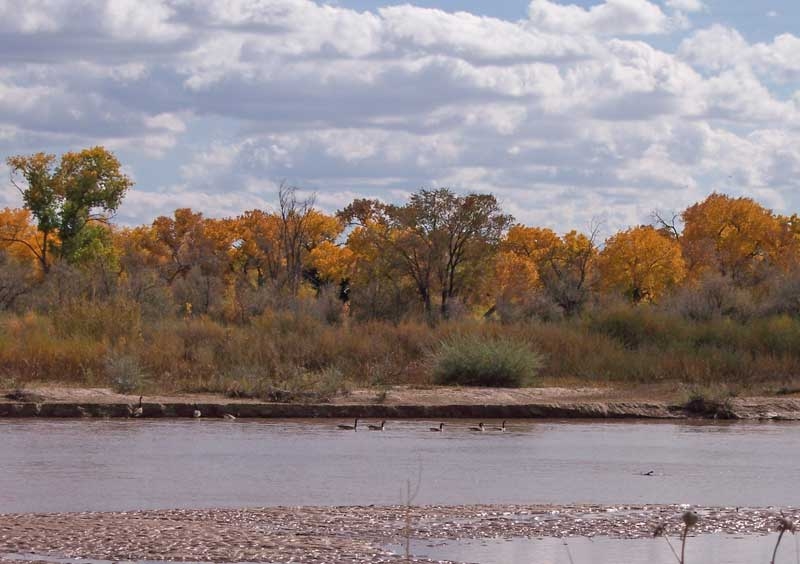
[{"xmin": 1, "ymin": 418, "xmax": 798, "ymax": 514}]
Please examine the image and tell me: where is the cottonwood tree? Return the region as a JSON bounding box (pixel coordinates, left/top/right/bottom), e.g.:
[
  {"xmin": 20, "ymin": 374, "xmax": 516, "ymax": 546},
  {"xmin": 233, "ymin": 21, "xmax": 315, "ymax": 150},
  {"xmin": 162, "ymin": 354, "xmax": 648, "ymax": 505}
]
[
  {"xmin": 599, "ymin": 225, "xmax": 686, "ymax": 303},
  {"xmin": 681, "ymin": 193, "xmax": 782, "ymax": 285},
  {"xmin": 339, "ymin": 188, "xmax": 512, "ymax": 318},
  {"xmin": 497, "ymin": 224, "xmax": 599, "ymax": 316},
  {"xmin": 6, "ymin": 147, "xmax": 132, "ymax": 272},
  {"xmin": 0, "ymin": 208, "xmax": 46, "ymax": 271}
]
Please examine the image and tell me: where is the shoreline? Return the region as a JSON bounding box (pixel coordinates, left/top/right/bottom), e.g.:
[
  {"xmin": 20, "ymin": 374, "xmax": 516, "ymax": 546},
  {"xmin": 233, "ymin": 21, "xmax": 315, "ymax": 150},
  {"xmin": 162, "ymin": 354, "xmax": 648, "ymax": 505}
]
[
  {"xmin": 2, "ymin": 386, "xmax": 800, "ymax": 420},
  {"xmin": 1, "ymin": 398, "xmax": 799, "ymax": 420}
]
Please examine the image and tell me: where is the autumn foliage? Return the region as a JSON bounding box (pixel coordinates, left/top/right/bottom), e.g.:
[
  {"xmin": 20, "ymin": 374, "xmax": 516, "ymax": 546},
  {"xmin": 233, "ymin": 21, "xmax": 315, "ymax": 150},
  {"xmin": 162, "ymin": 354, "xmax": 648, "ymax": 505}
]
[{"xmin": 3, "ymin": 147, "xmax": 800, "ymax": 394}]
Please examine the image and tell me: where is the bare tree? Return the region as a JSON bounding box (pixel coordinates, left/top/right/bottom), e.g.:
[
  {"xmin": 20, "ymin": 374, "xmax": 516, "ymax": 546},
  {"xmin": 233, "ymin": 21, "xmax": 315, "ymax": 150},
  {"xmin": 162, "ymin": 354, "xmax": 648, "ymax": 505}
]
[{"xmin": 278, "ymin": 183, "xmax": 316, "ymax": 297}]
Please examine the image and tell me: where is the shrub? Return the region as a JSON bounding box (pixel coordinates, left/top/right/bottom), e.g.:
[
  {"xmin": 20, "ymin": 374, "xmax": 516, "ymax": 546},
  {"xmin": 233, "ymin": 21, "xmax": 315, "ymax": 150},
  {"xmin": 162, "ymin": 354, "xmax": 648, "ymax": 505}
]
[
  {"xmin": 105, "ymin": 354, "xmax": 148, "ymax": 393},
  {"xmin": 588, "ymin": 307, "xmax": 686, "ymax": 350},
  {"xmin": 429, "ymin": 335, "xmax": 542, "ymax": 387}
]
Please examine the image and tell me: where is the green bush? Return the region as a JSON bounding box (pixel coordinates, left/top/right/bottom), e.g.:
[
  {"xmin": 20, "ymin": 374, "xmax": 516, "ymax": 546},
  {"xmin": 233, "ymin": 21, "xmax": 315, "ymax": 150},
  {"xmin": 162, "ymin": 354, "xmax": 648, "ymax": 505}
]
[{"xmin": 429, "ymin": 335, "xmax": 542, "ymax": 387}]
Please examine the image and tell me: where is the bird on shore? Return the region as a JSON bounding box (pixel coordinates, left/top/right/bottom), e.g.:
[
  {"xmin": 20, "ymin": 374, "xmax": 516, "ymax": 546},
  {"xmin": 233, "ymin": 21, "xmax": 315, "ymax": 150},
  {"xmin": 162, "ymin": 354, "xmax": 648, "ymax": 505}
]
[
  {"xmin": 192, "ymin": 404, "xmax": 202, "ymax": 418},
  {"xmin": 133, "ymin": 396, "xmax": 143, "ymax": 418},
  {"xmin": 337, "ymin": 418, "xmax": 358, "ymax": 431},
  {"xmin": 223, "ymin": 413, "xmax": 236, "ymax": 420},
  {"xmin": 367, "ymin": 420, "xmax": 386, "ymax": 431},
  {"xmin": 493, "ymin": 420, "xmax": 507, "ymax": 432},
  {"xmin": 469, "ymin": 422, "xmax": 486, "ymax": 432},
  {"xmin": 430, "ymin": 423, "xmax": 444, "ymax": 432}
]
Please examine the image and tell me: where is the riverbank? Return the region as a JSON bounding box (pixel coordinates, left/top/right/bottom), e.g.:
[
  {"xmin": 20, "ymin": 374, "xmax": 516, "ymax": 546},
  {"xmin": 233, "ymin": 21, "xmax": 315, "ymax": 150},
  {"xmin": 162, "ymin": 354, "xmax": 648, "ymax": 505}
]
[
  {"xmin": 0, "ymin": 503, "xmax": 793, "ymax": 564},
  {"xmin": 1, "ymin": 385, "xmax": 800, "ymax": 419}
]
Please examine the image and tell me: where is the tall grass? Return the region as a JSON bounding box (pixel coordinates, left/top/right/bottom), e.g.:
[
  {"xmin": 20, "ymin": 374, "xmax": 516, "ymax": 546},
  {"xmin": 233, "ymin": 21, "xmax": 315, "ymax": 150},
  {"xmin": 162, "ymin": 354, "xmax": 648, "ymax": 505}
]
[{"xmin": 4, "ymin": 300, "xmax": 800, "ymax": 397}]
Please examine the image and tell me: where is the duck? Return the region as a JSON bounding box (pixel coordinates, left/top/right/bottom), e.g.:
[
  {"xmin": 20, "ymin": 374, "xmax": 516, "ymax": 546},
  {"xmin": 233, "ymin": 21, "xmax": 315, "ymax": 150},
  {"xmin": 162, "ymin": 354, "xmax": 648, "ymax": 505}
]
[
  {"xmin": 469, "ymin": 422, "xmax": 485, "ymax": 432},
  {"xmin": 337, "ymin": 418, "xmax": 358, "ymax": 431},
  {"xmin": 192, "ymin": 404, "xmax": 202, "ymax": 418},
  {"xmin": 493, "ymin": 420, "xmax": 507, "ymax": 432},
  {"xmin": 132, "ymin": 396, "xmax": 143, "ymax": 418},
  {"xmin": 367, "ymin": 420, "xmax": 386, "ymax": 431},
  {"xmin": 429, "ymin": 423, "xmax": 444, "ymax": 432}
]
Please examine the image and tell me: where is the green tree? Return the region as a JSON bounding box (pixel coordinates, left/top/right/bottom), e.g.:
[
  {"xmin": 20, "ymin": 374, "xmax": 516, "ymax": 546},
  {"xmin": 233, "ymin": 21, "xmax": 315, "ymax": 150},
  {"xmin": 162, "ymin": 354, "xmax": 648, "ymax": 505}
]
[{"xmin": 6, "ymin": 146, "xmax": 132, "ymax": 271}]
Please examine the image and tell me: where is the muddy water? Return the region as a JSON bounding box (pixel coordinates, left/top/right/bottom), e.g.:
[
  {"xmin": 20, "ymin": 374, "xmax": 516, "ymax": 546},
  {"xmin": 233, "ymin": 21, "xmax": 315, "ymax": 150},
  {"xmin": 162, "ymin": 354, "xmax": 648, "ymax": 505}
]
[
  {"xmin": 1, "ymin": 419, "xmax": 798, "ymax": 513},
  {"xmin": 390, "ymin": 534, "xmax": 795, "ymax": 564}
]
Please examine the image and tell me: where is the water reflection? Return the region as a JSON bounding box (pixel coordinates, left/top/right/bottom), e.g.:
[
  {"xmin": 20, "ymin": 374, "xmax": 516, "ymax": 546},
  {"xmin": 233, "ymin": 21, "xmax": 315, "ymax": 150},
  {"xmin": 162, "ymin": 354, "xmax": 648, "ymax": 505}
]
[{"xmin": 1, "ymin": 419, "xmax": 799, "ymax": 513}]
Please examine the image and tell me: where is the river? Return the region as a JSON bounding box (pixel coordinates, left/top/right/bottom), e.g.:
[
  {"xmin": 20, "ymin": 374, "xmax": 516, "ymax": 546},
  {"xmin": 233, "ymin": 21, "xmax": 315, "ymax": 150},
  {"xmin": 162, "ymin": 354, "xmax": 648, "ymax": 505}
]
[{"xmin": 1, "ymin": 418, "xmax": 798, "ymax": 513}]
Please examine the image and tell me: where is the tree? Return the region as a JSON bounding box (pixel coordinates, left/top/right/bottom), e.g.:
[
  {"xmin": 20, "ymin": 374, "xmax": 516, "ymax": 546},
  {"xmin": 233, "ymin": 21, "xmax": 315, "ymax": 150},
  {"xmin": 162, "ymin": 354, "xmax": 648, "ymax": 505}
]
[
  {"xmin": 681, "ymin": 193, "xmax": 782, "ymax": 284},
  {"xmin": 6, "ymin": 147, "xmax": 132, "ymax": 271},
  {"xmin": 599, "ymin": 225, "xmax": 686, "ymax": 303},
  {"xmin": 0, "ymin": 207, "xmax": 47, "ymax": 270},
  {"xmin": 499, "ymin": 224, "xmax": 599, "ymax": 316},
  {"xmin": 339, "ymin": 188, "xmax": 512, "ymax": 318}
]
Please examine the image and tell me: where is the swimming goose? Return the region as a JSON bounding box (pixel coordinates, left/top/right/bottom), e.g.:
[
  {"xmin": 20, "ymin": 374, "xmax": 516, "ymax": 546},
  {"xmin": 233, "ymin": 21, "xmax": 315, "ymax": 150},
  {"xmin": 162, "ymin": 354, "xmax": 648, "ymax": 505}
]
[
  {"xmin": 493, "ymin": 420, "xmax": 507, "ymax": 432},
  {"xmin": 367, "ymin": 420, "xmax": 386, "ymax": 431},
  {"xmin": 337, "ymin": 418, "xmax": 358, "ymax": 431},
  {"xmin": 133, "ymin": 396, "xmax": 143, "ymax": 418},
  {"xmin": 469, "ymin": 422, "xmax": 485, "ymax": 432},
  {"xmin": 192, "ymin": 404, "xmax": 202, "ymax": 418},
  {"xmin": 429, "ymin": 423, "xmax": 444, "ymax": 432}
]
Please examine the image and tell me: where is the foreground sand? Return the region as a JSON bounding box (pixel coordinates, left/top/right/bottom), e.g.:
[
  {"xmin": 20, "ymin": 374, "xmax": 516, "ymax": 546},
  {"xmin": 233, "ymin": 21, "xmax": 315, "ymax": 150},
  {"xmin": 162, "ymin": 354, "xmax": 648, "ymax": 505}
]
[{"xmin": 0, "ymin": 504, "xmax": 794, "ymax": 564}]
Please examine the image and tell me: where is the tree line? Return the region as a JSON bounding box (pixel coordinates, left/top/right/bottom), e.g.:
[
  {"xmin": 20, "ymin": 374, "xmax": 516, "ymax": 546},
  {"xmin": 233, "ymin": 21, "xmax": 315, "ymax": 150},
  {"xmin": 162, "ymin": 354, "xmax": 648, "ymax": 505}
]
[{"xmin": 2, "ymin": 146, "xmax": 799, "ymax": 323}]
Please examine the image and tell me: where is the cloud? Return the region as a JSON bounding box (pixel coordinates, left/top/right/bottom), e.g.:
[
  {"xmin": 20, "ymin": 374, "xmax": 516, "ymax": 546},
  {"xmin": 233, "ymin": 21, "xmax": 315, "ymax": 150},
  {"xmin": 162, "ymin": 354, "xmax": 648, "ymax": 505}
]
[
  {"xmin": 527, "ymin": 0, "xmax": 670, "ymax": 36},
  {"xmin": 680, "ymin": 25, "xmax": 800, "ymax": 83},
  {"xmin": 0, "ymin": 0, "xmax": 797, "ymax": 232},
  {"xmin": 665, "ymin": 0, "xmax": 705, "ymax": 13}
]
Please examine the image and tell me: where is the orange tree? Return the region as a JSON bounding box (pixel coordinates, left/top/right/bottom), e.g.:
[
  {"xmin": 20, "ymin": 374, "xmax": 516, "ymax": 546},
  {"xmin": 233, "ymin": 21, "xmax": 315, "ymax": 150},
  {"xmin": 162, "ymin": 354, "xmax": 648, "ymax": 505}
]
[
  {"xmin": 681, "ymin": 193, "xmax": 782, "ymax": 284},
  {"xmin": 599, "ymin": 225, "xmax": 686, "ymax": 303}
]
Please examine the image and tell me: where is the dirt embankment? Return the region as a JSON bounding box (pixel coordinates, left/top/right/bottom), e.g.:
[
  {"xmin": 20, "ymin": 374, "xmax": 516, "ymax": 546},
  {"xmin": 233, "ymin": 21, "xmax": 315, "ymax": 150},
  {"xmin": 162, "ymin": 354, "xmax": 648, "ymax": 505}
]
[{"xmin": 1, "ymin": 385, "xmax": 799, "ymax": 420}]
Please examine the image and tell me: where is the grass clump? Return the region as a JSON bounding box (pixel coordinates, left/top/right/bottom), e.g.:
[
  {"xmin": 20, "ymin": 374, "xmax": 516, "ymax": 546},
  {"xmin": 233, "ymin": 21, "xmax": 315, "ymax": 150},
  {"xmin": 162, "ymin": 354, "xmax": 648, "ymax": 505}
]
[
  {"xmin": 429, "ymin": 335, "xmax": 542, "ymax": 387},
  {"xmin": 105, "ymin": 354, "xmax": 149, "ymax": 394}
]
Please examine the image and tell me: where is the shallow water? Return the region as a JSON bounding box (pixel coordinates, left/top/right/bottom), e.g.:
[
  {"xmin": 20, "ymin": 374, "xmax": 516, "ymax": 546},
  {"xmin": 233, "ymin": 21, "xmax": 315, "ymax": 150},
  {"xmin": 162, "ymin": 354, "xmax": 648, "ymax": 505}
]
[
  {"xmin": 389, "ymin": 533, "xmax": 795, "ymax": 564},
  {"xmin": 1, "ymin": 418, "xmax": 799, "ymax": 513}
]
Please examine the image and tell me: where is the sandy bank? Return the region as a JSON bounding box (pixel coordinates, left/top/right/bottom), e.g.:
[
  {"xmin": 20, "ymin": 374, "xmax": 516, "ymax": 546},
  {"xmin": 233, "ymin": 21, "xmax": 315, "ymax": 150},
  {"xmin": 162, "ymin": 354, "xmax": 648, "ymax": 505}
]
[
  {"xmin": 1, "ymin": 385, "xmax": 799, "ymax": 419},
  {"xmin": 0, "ymin": 504, "xmax": 794, "ymax": 564}
]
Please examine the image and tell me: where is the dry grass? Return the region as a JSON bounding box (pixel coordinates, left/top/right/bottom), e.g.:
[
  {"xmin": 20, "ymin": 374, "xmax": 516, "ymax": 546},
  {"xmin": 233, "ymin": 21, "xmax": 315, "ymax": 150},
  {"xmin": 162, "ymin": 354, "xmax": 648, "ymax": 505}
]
[{"xmin": 3, "ymin": 300, "xmax": 800, "ymax": 399}]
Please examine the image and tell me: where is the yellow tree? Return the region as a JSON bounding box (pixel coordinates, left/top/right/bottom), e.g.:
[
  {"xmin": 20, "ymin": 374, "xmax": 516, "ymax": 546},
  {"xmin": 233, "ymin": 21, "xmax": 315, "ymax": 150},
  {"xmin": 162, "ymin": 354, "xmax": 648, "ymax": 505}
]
[
  {"xmin": 499, "ymin": 225, "xmax": 598, "ymax": 316},
  {"xmin": 681, "ymin": 193, "xmax": 782, "ymax": 283},
  {"xmin": 599, "ymin": 225, "xmax": 686, "ymax": 303},
  {"xmin": 0, "ymin": 207, "xmax": 47, "ymax": 269},
  {"xmin": 309, "ymin": 240, "xmax": 355, "ymax": 286}
]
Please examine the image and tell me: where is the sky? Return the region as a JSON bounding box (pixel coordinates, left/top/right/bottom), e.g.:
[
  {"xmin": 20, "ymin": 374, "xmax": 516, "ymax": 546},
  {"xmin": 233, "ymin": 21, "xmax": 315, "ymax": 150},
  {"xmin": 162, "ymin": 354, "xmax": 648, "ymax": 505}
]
[{"xmin": 0, "ymin": 0, "xmax": 798, "ymax": 234}]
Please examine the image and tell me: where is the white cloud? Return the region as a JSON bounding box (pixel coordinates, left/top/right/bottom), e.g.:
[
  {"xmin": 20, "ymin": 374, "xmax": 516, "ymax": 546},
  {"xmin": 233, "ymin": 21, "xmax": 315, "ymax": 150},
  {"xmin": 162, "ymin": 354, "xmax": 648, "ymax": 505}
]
[
  {"xmin": 0, "ymin": 0, "xmax": 798, "ymax": 231},
  {"xmin": 680, "ymin": 25, "xmax": 800, "ymax": 83},
  {"xmin": 666, "ymin": 0, "xmax": 705, "ymax": 13},
  {"xmin": 527, "ymin": 0, "xmax": 670, "ymax": 36}
]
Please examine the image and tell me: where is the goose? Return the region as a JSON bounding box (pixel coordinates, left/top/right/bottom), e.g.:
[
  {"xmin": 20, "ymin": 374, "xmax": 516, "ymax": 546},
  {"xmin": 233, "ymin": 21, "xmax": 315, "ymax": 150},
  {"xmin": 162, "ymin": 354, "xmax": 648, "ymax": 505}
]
[
  {"xmin": 469, "ymin": 422, "xmax": 485, "ymax": 432},
  {"xmin": 367, "ymin": 420, "xmax": 386, "ymax": 431},
  {"xmin": 493, "ymin": 420, "xmax": 507, "ymax": 432},
  {"xmin": 192, "ymin": 404, "xmax": 202, "ymax": 418},
  {"xmin": 132, "ymin": 396, "xmax": 143, "ymax": 418},
  {"xmin": 429, "ymin": 423, "xmax": 444, "ymax": 432},
  {"xmin": 337, "ymin": 418, "xmax": 358, "ymax": 431},
  {"xmin": 223, "ymin": 413, "xmax": 236, "ymax": 420},
  {"xmin": 640, "ymin": 470, "xmax": 655, "ymax": 476}
]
